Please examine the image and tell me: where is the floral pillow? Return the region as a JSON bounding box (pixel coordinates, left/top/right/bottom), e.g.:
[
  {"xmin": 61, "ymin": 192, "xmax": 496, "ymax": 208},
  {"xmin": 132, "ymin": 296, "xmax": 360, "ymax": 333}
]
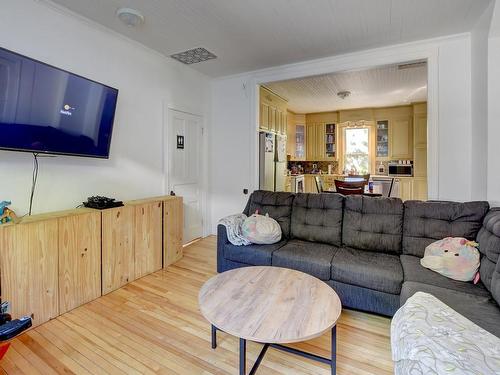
[
  {"xmin": 420, "ymin": 237, "xmax": 480, "ymax": 282},
  {"xmin": 241, "ymin": 212, "xmax": 282, "ymax": 245}
]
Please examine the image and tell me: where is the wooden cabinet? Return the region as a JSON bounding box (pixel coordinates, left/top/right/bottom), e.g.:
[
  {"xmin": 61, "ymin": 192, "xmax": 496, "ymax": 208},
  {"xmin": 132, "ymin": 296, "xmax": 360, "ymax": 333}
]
[
  {"xmin": 0, "ymin": 220, "xmax": 59, "ymax": 327},
  {"xmin": 390, "ymin": 118, "xmax": 413, "ymax": 159},
  {"xmin": 413, "ymin": 177, "xmax": 428, "ymax": 201},
  {"xmin": 134, "ymin": 201, "xmax": 163, "ymax": 279},
  {"xmin": 284, "ymin": 176, "xmax": 292, "ymax": 192},
  {"xmin": 164, "ymin": 197, "xmax": 183, "ymax": 267},
  {"xmin": 398, "ymin": 178, "xmax": 414, "ymax": 201},
  {"xmin": 305, "ymin": 122, "xmax": 337, "ymax": 161},
  {"xmin": 58, "ymin": 212, "xmax": 101, "ymax": 314},
  {"xmin": 259, "ymin": 86, "xmax": 287, "ymax": 135},
  {"xmin": 304, "ymin": 175, "xmax": 317, "ymax": 193},
  {"xmin": 102, "ymin": 206, "xmax": 135, "ymax": 295},
  {"xmin": 306, "ymin": 123, "xmax": 319, "ymax": 160},
  {"xmin": 413, "ymin": 103, "xmax": 427, "ymax": 200}
]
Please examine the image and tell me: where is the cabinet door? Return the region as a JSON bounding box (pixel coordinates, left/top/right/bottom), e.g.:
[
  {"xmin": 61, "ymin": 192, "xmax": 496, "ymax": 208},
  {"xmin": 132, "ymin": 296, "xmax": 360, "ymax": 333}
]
[
  {"xmin": 134, "ymin": 201, "xmax": 163, "ymax": 279},
  {"xmin": 164, "ymin": 197, "xmax": 183, "ymax": 267},
  {"xmin": 399, "ymin": 179, "xmax": 414, "ymax": 201},
  {"xmin": 260, "ymin": 103, "xmax": 269, "ymax": 131},
  {"xmin": 414, "ymin": 113, "xmax": 427, "ymax": 148},
  {"xmin": 102, "ymin": 206, "xmax": 135, "ymax": 294},
  {"xmin": 306, "ymin": 124, "xmax": 316, "ymax": 160},
  {"xmin": 413, "ymin": 177, "xmax": 428, "ymax": 201},
  {"xmin": 59, "ymin": 212, "xmax": 101, "ymax": 313},
  {"xmin": 269, "ymin": 107, "xmax": 277, "ymax": 133},
  {"xmin": 390, "ymin": 118, "xmax": 413, "ymax": 159},
  {"xmin": 286, "ymin": 119, "xmax": 296, "ymax": 159},
  {"xmin": 315, "ymin": 124, "xmax": 326, "ymax": 160},
  {"xmin": 414, "ymin": 146, "xmax": 427, "ymax": 177},
  {"xmin": 0, "ymin": 221, "xmax": 58, "ymax": 327}
]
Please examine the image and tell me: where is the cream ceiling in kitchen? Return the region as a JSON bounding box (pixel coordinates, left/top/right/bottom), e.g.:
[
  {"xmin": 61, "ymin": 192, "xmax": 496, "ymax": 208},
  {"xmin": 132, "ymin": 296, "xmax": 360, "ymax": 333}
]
[
  {"xmin": 265, "ymin": 63, "xmax": 427, "ymax": 113},
  {"xmin": 44, "ymin": 0, "xmax": 491, "ymax": 77}
]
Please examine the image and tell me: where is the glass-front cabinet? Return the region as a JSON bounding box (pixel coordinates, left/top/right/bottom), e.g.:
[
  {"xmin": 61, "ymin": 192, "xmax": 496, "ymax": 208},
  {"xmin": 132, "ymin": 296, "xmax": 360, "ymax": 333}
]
[
  {"xmin": 325, "ymin": 123, "xmax": 336, "ymax": 159},
  {"xmin": 295, "ymin": 124, "xmax": 305, "ymax": 159},
  {"xmin": 376, "ymin": 120, "xmax": 389, "ymax": 158}
]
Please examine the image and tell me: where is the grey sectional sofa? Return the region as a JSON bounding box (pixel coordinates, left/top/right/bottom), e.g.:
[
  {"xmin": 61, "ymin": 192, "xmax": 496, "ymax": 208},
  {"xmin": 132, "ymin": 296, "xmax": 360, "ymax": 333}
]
[{"xmin": 217, "ymin": 191, "xmax": 500, "ymax": 337}]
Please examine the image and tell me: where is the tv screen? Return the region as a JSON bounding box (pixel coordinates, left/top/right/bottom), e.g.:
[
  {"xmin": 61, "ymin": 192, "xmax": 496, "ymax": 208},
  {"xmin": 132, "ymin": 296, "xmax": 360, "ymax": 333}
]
[{"xmin": 0, "ymin": 47, "xmax": 118, "ymax": 158}]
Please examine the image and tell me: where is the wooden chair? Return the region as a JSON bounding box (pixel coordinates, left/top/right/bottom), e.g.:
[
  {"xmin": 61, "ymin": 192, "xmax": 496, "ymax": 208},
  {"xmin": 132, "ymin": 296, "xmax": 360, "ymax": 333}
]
[
  {"xmin": 314, "ymin": 176, "xmax": 324, "ymax": 193},
  {"xmin": 334, "ymin": 180, "xmax": 365, "ymax": 195}
]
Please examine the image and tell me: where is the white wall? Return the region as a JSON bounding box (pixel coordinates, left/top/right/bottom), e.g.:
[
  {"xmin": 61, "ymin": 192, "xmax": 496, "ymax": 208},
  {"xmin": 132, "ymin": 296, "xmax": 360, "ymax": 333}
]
[
  {"xmin": 0, "ymin": 0, "xmax": 210, "ymax": 215},
  {"xmin": 210, "ymin": 34, "xmax": 478, "ymax": 233},
  {"xmin": 488, "ymin": 0, "xmax": 500, "ymax": 205},
  {"xmin": 470, "ymin": 2, "xmax": 494, "ymax": 201}
]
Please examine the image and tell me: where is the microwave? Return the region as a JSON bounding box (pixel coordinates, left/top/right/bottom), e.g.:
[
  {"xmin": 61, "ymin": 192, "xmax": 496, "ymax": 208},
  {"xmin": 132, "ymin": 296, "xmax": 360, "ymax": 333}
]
[{"xmin": 388, "ymin": 163, "xmax": 413, "ymax": 177}]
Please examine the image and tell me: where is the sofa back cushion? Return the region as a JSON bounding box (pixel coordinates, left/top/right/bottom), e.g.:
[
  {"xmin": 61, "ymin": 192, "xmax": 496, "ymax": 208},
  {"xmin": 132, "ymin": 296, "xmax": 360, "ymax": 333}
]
[
  {"xmin": 403, "ymin": 200, "xmax": 489, "ymax": 257},
  {"xmin": 342, "ymin": 196, "xmax": 404, "ymax": 254},
  {"xmin": 476, "ymin": 209, "xmax": 500, "ymax": 294},
  {"xmin": 243, "ymin": 190, "xmax": 295, "ymax": 238},
  {"xmin": 290, "ymin": 193, "xmax": 344, "ymax": 246}
]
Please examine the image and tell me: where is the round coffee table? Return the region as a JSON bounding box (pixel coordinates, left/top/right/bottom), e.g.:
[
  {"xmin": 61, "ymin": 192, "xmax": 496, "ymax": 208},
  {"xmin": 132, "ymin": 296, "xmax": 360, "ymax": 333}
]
[{"xmin": 199, "ymin": 266, "xmax": 342, "ymax": 375}]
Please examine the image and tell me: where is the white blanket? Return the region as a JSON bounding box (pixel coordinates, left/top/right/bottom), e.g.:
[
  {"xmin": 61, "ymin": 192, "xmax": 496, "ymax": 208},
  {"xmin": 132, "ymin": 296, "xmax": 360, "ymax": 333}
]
[
  {"xmin": 218, "ymin": 214, "xmax": 251, "ymax": 246},
  {"xmin": 391, "ymin": 292, "xmax": 500, "ymax": 374}
]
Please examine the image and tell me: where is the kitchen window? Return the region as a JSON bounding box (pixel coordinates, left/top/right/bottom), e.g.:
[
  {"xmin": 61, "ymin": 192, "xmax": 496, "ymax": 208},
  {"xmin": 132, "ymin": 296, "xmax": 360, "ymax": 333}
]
[{"xmin": 344, "ymin": 127, "xmax": 370, "ymax": 174}]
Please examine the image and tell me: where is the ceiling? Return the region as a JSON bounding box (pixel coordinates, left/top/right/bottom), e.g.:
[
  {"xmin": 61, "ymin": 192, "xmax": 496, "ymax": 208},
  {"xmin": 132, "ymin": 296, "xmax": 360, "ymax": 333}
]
[
  {"xmin": 46, "ymin": 0, "xmax": 491, "ymax": 77},
  {"xmin": 265, "ymin": 63, "xmax": 428, "ymax": 113}
]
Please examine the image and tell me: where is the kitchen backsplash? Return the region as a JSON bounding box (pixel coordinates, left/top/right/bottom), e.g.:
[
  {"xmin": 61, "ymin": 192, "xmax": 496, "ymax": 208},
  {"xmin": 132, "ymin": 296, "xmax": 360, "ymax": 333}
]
[{"xmin": 287, "ymin": 161, "xmax": 339, "ymax": 174}]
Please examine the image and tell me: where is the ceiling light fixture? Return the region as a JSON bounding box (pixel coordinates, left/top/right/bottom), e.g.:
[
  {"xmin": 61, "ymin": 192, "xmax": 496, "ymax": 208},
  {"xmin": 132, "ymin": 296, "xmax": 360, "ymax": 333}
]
[
  {"xmin": 116, "ymin": 8, "xmax": 144, "ymax": 27},
  {"xmin": 337, "ymin": 90, "xmax": 351, "ymax": 100}
]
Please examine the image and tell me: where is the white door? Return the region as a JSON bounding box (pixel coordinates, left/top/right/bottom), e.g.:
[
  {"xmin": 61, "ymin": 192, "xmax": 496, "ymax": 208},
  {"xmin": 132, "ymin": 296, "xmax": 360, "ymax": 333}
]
[{"xmin": 168, "ymin": 109, "xmax": 203, "ymax": 244}]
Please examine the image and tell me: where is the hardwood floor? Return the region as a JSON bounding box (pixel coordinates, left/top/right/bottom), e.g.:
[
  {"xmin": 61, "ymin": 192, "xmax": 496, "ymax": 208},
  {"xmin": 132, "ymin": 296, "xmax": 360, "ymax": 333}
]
[{"xmin": 0, "ymin": 236, "xmax": 393, "ymax": 374}]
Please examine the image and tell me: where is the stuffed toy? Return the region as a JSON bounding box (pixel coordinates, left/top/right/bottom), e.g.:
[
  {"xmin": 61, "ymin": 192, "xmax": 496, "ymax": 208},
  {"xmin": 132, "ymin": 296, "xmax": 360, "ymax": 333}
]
[
  {"xmin": 0, "ymin": 201, "xmax": 17, "ymax": 224},
  {"xmin": 241, "ymin": 211, "xmax": 282, "ymax": 245},
  {"xmin": 420, "ymin": 237, "xmax": 480, "ymax": 282}
]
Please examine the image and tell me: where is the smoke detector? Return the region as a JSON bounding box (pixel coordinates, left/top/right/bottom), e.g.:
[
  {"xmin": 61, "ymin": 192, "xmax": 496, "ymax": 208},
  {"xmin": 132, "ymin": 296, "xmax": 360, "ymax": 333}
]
[
  {"xmin": 337, "ymin": 90, "xmax": 351, "ymax": 100},
  {"xmin": 116, "ymin": 8, "xmax": 144, "ymax": 27},
  {"xmin": 170, "ymin": 48, "xmax": 217, "ymax": 65}
]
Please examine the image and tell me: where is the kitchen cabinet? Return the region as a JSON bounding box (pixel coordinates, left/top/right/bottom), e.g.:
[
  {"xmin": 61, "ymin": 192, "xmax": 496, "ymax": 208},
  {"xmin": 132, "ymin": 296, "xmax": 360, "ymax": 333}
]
[
  {"xmin": 259, "ymin": 86, "xmax": 287, "ymax": 135},
  {"xmin": 133, "ymin": 201, "xmax": 163, "ymax": 279},
  {"xmin": 398, "ymin": 178, "xmax": 414, "ymax": 202},
  {"xmin": 58, "ymin": 212, "xmax": 101, "ymax": 314},
  {"xmin": 304, "ymin": 175, "xmax": 317, "ymax": 193},
  {"xmin": 305, "ymin": 122, "xmax": 337, "ymax": 161},
  {"xmin": 413, "ymin": 103, "xmax": 427, "ymax": 200},
  {"xmin": 284, "ymin": 176, "xmax": 292, "ymax": 192},
  {"xmin": 0, "ymin": 220, "xmax": 59, "ymax": 327},
  {"xmin": 376, "ymin": 121, "xmax": 389, "ymax": 158},
  {"xmin": 306, "ymin": 124, "xmax": 320, "ymax": 160},
  {"xmin": 413, "ymin": 177, "xmax": 428, "ymax": 201},
  {"xmin": 390, "ymin": 118, "xmax": 413, "ymax": 159}
]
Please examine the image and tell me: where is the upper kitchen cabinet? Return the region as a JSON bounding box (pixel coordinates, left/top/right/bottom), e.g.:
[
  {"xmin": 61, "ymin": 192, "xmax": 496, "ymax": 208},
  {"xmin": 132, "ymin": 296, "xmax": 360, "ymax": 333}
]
[
  {"xmin": 305, "ymin": 112, "xmax": 338, "ymax": 161},
  {"xmin": 374, "ymin": 106, "xmax": 413, "ymax": 160},
  {"xmin": 287, "ymin": 112, "xmax": 306, "ymax": 161},
  {"xmin": 390, "ymin": 117, "xmax": 413, "ymax": 159},
  {"xmin": 259, "ymin": 86, "xmax": 288, "ymax": 135}
]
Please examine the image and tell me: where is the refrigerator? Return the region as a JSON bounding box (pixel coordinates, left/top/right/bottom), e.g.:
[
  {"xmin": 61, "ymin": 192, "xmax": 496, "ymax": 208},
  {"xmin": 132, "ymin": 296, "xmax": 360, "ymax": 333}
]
[{"xmin": 259, "ymin": 132, "xmax": 287, "ymax": 192}]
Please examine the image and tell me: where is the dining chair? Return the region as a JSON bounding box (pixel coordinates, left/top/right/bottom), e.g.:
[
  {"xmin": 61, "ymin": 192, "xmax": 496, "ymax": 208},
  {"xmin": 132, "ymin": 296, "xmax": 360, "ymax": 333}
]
[{"xmin": 334, "ymin": 180, "xmax": 365, "ymax": 195}]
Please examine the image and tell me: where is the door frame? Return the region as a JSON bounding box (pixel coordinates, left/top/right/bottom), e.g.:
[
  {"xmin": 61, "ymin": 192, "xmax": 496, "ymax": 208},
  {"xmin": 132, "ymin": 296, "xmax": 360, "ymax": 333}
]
[
  {"xmin": 163, "ymin": 104, "xmax": 209, "ymax": 238},
  {"xmin": 246, "ymin": 36, "xmax": 442, "ymax": 200}
]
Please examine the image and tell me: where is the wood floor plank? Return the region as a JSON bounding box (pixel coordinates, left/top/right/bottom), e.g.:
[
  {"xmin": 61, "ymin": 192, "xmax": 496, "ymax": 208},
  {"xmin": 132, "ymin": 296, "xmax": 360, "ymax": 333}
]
[{"xmin": 0, "ymin": 236, "xmax": 393, "ymax": 374}]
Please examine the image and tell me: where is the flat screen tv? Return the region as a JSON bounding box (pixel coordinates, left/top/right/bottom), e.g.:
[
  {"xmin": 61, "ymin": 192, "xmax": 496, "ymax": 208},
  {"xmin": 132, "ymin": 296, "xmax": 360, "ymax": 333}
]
[{"xmin": 0, "ymin": 47, "xmax": 118, "ymax": 158}]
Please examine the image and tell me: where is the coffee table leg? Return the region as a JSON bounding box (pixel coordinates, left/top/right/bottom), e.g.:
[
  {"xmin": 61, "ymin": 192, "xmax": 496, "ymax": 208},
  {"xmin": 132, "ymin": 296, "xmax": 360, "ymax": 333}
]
[
  {"xmin": 211, "ymin": 325, "xmax": 217, "ymax": 349},
  {"xmin": 239, "ymin": 338, "xmax": 246, "ymax": 375},
  {"xmin": 331, "ymin": 325, "xmax": 337, "ymax": 375}
]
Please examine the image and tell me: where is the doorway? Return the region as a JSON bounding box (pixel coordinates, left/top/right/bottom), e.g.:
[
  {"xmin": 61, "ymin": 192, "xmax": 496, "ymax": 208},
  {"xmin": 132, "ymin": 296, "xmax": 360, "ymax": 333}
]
[{"xmin": 167, "ymin": 109, "xmax": 204, "ymax": 244}]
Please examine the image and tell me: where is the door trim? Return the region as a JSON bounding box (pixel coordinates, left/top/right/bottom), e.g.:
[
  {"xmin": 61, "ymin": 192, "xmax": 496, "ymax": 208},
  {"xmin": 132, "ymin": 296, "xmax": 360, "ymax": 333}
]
[{"xmin": 163, "ymin": 104, "xmax": 209, "ymax": 238}]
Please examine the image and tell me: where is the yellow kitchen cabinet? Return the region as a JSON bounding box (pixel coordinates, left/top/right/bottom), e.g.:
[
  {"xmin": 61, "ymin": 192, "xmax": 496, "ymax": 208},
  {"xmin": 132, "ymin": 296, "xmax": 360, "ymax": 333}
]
[
  {"xmin": 398, "ymin": 178, "xmax": 414, "ymax": 201},
  {"xmin": 304, "ymin": 175, "xmax": 317, "ymax": 193},
  {"xmin": 413, "ymin": 177, "xmax": 428, "ymax": 201},
  {"xmin": 390, "ymin": 118, "xmax": 413, "ymax": 159},
  {"xmin": 259, "ymin": 86, "xmax": 287, "ymax": 135},
  {"xmin": 284, "ymin": 176, "xmax": 292, "ymax": 192},
  {"xmin": 414, "ymin": 146, "xmax": 427, "ymax": 178},
  {"xmin": 306, "ymin": 123, "xmax": 319, "ymax": 160}
]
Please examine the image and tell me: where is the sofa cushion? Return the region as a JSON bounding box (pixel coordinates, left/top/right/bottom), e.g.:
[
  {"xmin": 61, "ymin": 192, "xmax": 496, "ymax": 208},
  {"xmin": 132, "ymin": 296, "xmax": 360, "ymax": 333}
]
[
  {"xmin": 272, "ymin": 239, "xmax": 339, "ymax": 280},
  {"xmin": 400, "ymin": 281, "xmax": 500, "ymax": 338},
  {"xmin": 402, "ymin": 200, "xmax": 489, "ymax": 257},
  {"xmin": 331, "ymin": 247, "xmax": 403, "ymax": 294},
  {"xmin": 243, "ymin": 190, "xmax": 294, "ymax": 238},
  {"xmin": 477, "ymin": 209, "xmax": 500, "ymax": 296},
  {"xmin": 223, "ymin": 240, "xmax": 288, "ymax": 266},
  {"xmin": 400, "ymin": 254, "xmax": 490, "ymax": 297},
  {"xmin": 342, "ymin": 196, "xmax": 404, "ymax": 254},
  {"xmin": 291, "ymin": 193, "xmax": 344, "ymax": 246}
]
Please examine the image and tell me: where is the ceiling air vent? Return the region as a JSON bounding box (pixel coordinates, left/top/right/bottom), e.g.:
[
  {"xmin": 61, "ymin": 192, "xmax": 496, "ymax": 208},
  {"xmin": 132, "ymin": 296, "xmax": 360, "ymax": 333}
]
[
  {"xmin": 170, "ymin": 48, "xmax": 217, "ymax": 64},
  {"xmin": 397, "ymin": 61, "xmax": 427, "ymax": 70}
]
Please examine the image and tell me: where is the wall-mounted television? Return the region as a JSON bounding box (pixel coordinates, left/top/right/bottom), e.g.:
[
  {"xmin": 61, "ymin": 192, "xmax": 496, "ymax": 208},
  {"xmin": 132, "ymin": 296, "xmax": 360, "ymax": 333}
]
[{"xmin": 0, "ymin": 47, "xmax": 118, "ymax": 158}]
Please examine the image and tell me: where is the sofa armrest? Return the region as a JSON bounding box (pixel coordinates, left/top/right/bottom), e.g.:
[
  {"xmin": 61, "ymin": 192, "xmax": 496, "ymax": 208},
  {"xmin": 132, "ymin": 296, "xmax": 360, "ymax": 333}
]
[{"xmin": 217, "ymin": 224, "xmax": 229, "ymax": 273}]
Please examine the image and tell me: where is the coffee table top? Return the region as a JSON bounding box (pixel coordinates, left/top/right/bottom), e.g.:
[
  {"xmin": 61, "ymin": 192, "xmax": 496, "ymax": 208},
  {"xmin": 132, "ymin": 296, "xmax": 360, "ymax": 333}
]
[{"xmin": 199, "ymin": 266, "xmax": 341, "ymax": 344}]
